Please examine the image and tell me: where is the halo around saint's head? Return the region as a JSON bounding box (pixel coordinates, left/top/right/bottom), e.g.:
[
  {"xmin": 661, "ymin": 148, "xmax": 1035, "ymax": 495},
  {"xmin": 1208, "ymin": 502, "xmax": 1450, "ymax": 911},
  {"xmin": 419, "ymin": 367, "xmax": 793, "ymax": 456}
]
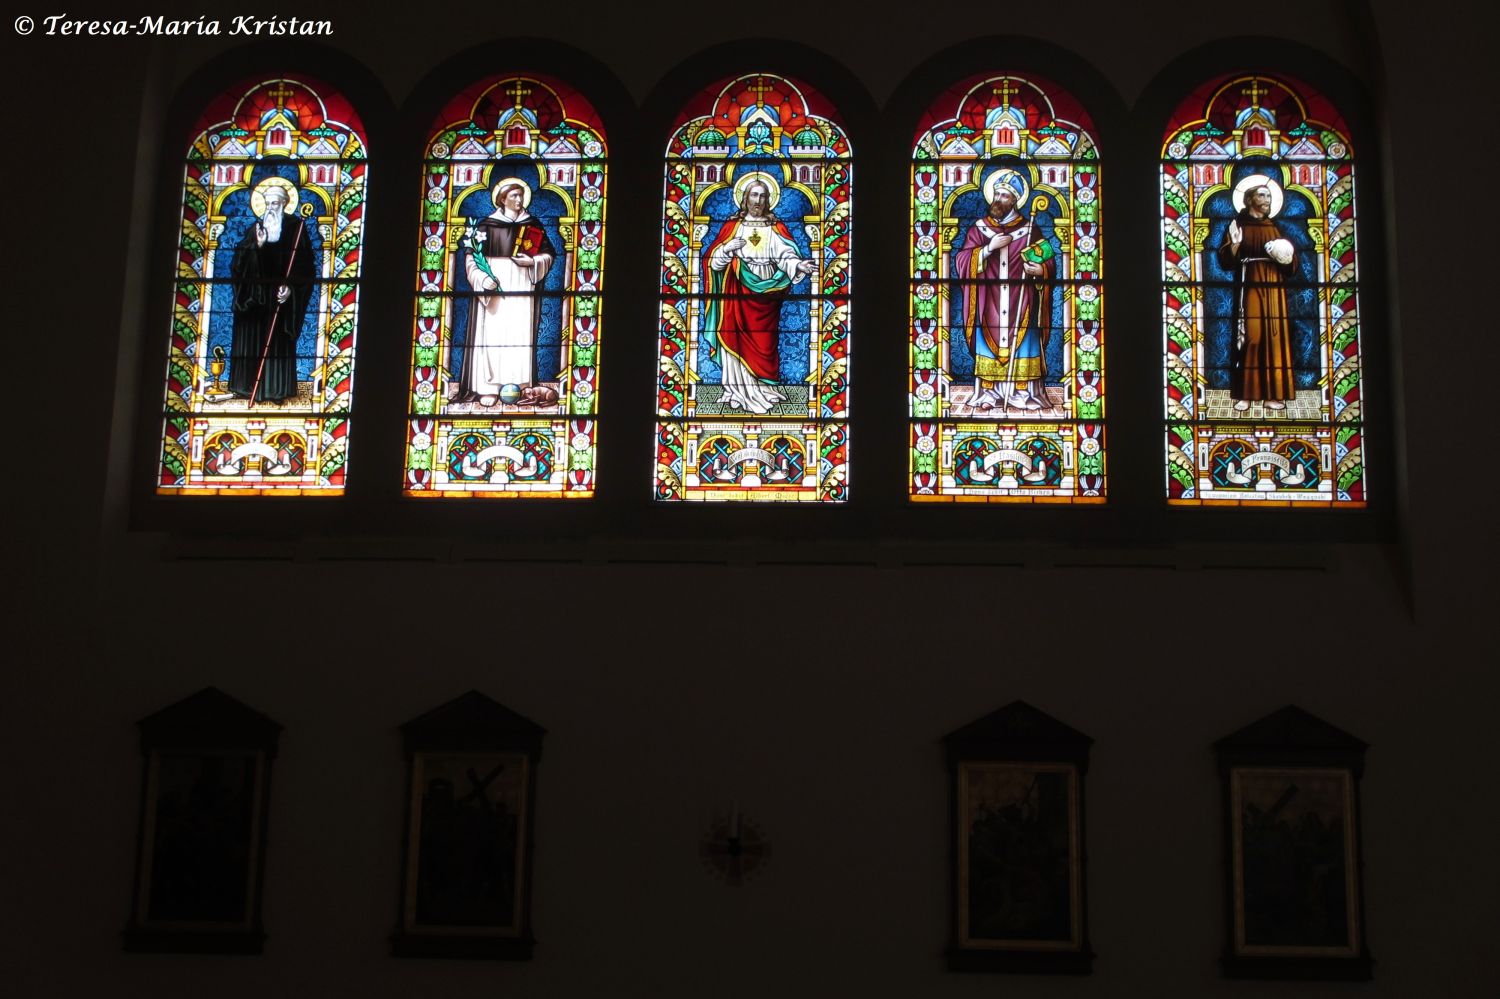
[
  {"xmin": 491, "ymin": 177, "xmax": 533, "ymax": 210},
  {"xmin": 732, "ymin": 170, "xmax": 781, "ymax": 211},
  {"xmin": 250, "ymin": 177, "xmax": 299, "ymax": 217},
  {"xmin": 983, "ymin": 168, "xmax": 1030, "ymax": 208},
  {"xmin": 1232, "ymin": 174, "xmax": 1284, "ymax": 218}
]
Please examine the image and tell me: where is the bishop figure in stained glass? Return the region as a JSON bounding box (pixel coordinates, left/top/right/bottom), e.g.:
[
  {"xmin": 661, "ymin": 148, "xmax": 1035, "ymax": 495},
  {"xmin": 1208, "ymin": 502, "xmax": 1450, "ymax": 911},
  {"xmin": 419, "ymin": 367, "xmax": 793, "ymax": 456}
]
[{"xmin": 952, "ymin": 169, "xmax": 1056, "ymax": 413}]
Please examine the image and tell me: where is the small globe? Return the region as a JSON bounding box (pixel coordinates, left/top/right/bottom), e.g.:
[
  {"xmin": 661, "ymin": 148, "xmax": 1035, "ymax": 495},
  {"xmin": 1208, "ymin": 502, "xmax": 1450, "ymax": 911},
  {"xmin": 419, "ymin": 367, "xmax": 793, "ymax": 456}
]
[{"xmin": 498, "ymin": 384, "xmax": 523, "ymax": 405}]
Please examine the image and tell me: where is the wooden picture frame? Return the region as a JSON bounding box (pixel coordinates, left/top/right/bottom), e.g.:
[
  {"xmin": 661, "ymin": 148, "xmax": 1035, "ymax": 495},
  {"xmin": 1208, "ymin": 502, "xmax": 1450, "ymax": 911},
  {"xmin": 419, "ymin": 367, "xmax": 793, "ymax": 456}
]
[
  {"xmin": 392, "ymin": 691, "xmax": 544, "ymax": 959},
  {"xmin": 944, "ymin": 701, "xmax": 1093, "ymax": 974},
  {"xmin": 123, "ymin": 688, "xmax": 280, "ymax": 954},
  {"xmin": 1216, "ymin": 706, "xmax": 1373, "ymax": 980}
]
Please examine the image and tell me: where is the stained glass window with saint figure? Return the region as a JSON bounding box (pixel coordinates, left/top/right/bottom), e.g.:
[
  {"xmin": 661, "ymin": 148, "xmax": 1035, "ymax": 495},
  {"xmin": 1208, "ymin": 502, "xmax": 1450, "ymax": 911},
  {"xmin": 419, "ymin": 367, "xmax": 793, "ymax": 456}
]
[
  {"xmin": 403, "ymin": 74, "xmax": 606, "ymax": 498},
  {"xmin": 157, "ymin": 76, "xmax": 368, "ymax": 495},
  {"xmin": 653, "ymin": 73, "xmax": 851, "ymax": 503},
  {"xmin": 908, "ymin": 74, "xmax": 1104, "ymax": 503},
  {"xmin": 1161, "ymin": 74, "xmax": 1364, "ymax": 506}
]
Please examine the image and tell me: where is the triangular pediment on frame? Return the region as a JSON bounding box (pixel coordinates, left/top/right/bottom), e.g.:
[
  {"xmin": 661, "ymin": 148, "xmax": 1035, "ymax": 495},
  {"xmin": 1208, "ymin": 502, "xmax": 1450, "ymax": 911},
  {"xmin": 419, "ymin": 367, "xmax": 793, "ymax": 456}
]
[
  {"xmin": 401, "ymin": 690, "xmax": 546, "ymax": 755},
  {"xmin": 1215, "ymin": 704, "xmax": 1367, "ymax": 773},
  {"xmin": 943, "ymin": 700, "xmax": 1092, "ymax": 767},
  {"xmin": 137, "ymin": 687, "xmax": 281, "ymax": 753}
]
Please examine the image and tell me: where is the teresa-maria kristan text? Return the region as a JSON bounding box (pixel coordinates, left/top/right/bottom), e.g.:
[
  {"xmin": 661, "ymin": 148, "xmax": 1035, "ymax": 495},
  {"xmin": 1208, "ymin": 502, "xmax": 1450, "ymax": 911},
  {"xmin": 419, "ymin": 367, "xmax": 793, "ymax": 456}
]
[{"xmin": 39, "ymin": 15, "xmax": 333, "ymax": 36}]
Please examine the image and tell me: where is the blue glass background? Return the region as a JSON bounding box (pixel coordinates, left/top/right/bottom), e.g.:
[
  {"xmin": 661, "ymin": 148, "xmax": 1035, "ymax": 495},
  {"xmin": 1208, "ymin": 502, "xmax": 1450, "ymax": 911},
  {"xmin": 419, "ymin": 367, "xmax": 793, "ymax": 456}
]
[
  {"xmin": 1199, "ymin": 164, "xmax": 1320, "ymax": 390},
  {"xmin": 694, "ymin": 182, "xmax": 816, "ymax": 385},
  {"xmin": 946, "ymin": 163, "xmax": 1066, "ymax": 385},
  {"xmin": 450, "ymin": 157, "xmax": 567, "ymax": 383},
  {"xmin": 207, "ymin": 163, "xmax": 328, "ymax": 379}
]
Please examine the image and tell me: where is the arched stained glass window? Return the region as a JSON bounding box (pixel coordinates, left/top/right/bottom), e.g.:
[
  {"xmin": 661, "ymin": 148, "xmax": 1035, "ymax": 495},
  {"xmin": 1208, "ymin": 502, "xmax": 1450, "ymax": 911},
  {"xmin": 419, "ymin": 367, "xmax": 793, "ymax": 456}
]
[
  {"xmin": 653, "ymin": 73, "xmax": 851, "ymax": 503},
  {"xmin": 158, "ymin": 76, "xmax": 367, "ymax": 495},
  {"xmin": 403, "ymin": 75, "xmax": 606, "ymax": 498},
  {"xmin": 909, "ymin": 74, "xmax": 1104, "ymax": 503},
  {"xmin": 1161, "ymin": 75, "xmax": 1364, "ymax": 506}
]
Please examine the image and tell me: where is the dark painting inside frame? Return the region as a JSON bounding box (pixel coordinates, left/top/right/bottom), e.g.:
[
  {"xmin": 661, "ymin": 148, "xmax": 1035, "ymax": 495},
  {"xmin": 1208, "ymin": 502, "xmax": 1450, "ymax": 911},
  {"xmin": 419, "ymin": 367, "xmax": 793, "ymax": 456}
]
[
  {"xmin": 1233, "ymin": 767, "xmax": 1358, "ymax": 956},
  {"xmin": 1215, "ymin": 704, "xmax": 1372, "ymax": 980},
  {"xmin": 143, "ymin": 751, "xmax": 264, "ymax": 925},
  {"xmin": 960, "ymin": 762, "xmax": 1081, "ymax": 949},
  {"xmin": 392, "ymin": 690, "xmax": 544, "ymax": 959},
  {"xmin": 405, "ymin": 752, "xmax": 529, "ymax": 933},
  {"xmin": 123, "ymin": 687, "xmax": 280, "ymax": 954},
  {"xmin": 945, "ymin": 700, "xmax": 1093, "ymax": 973}
]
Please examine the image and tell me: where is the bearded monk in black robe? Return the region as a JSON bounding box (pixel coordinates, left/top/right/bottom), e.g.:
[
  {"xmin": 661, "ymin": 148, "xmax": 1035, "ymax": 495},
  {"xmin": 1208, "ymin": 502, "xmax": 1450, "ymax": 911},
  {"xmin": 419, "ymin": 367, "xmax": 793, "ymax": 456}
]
[{"xmin": 228, "ymin": 184, "xmax": 315, "ymax": 403}]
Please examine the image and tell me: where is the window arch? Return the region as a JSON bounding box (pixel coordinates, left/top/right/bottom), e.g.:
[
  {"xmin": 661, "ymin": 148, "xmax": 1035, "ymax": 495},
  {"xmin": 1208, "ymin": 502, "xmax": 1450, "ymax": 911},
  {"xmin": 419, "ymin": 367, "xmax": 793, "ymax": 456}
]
[
  {"xmin": 653, "ymin": 73, "xmax": 852, "ymax": 503},
  {"xmin": 403, "ymin": 74, "xmax": 607, "ymax": 499},
  {"xmin": 157, "ymin": 75, "xmax": 368, "ymax": 495},
  {"xmin": 909, "ymin": 73, "xmax": 1104, "ymax": 502},
  {"xmin": 1161, "ymin": 74, "xmax": 1364, "ymax": 506}
]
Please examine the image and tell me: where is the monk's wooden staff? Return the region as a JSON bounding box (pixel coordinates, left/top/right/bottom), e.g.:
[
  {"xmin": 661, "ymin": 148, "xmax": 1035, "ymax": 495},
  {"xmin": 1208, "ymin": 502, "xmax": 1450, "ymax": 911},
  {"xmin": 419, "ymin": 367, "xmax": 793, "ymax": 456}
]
[{"xmin": 247, "ymin": 217, "xmax": 306, "ymax": 404}]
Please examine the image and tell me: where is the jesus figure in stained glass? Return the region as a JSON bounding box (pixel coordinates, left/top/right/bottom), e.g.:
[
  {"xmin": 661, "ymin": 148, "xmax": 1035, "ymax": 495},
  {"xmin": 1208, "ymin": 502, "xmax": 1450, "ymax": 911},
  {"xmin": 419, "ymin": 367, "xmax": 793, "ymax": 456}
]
[{"xmin": 701, "ymin": 174, "xmax": 816, "ymax": 414}]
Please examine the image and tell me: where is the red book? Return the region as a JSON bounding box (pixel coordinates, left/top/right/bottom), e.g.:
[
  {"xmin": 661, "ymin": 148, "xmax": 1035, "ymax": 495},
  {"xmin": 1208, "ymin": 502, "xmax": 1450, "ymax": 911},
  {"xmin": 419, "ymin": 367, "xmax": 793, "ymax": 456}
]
[{"xmin": 515, "ymin": 224, "xmax": 544, "ymax": 256}]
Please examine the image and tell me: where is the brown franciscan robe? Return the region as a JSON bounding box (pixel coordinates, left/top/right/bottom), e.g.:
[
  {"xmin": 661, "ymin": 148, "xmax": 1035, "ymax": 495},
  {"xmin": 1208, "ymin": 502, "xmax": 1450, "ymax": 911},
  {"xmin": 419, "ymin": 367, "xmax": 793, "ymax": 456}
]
[{"xmin": 1220, "ymin": 214, "xmax": 1296, "ymax": 402}]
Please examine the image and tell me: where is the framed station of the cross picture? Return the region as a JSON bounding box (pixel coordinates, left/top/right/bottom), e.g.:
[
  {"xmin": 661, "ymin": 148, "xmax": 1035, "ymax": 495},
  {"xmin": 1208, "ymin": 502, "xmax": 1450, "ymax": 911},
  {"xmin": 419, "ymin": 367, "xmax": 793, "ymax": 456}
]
[
  {"xmin": 944, "ymin": 701, "xmax": 1094, "ymax": 973},
  {"xmin": 392, "ymin": 691, "xmax": 544, "ymax": 959},
  {"xmin": 1216, "ymin": 706, "xmax": 1373, "ymax": 980},
  {"xmin": 122, "ymin": 688, "xmax": 280, "ymax": 954}
]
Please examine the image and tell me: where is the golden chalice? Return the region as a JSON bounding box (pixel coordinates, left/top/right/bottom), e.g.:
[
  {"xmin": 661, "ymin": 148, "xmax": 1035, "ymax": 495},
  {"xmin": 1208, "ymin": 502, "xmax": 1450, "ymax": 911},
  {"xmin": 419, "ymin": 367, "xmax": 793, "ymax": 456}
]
[{"xmin": 205, "ymin": 345, "xmax": 230, "ymax": 398}]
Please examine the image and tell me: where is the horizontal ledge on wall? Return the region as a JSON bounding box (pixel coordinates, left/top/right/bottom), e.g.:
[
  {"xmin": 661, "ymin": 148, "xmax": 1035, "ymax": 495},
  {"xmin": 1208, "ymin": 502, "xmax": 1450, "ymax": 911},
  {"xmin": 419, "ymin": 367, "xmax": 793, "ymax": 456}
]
[
  {"xmin": 148, "ymin": 535, "xmax": 1345, "ymax": 573},
  {"xmin": 1052, "ymin": 561, "xmax": 1176, "ymax": 571}
]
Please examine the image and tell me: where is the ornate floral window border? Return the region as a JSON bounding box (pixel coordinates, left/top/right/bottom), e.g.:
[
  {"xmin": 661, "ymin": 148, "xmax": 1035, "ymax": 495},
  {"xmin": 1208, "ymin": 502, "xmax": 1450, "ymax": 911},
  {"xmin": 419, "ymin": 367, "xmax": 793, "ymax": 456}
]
[
  {"xmin": 1161, "ymin": 74, "xmax": 1365, "ymax": 507},
  {"xmin": 403, "ymin": 73, "xmax": 608, "ymax": 499},
  {"xmin": 157, "ymin": 75, "xmax": 368, "ymax": 496}
]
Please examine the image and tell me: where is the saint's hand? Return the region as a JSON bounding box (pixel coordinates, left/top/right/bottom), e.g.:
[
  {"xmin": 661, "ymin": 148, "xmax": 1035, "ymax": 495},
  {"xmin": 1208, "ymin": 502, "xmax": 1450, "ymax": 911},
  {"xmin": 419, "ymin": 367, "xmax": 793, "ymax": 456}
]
[
  {"xmin": 514, "ymin": 253, "xmax": 532, "ymax": 266},
  {"xmin": 1022, "ymin": 261, "xmax": 1044, "ymax": 277},
  {"xmin": 796, "ymin": 258, "xmax": 817, "ymax": 277},
  {"xmin": 987, "ymin": 233, "xmax": 1012, "ymax": 252},
  {"xmin": 483, "ymin": 276, "xmax": 499, "ymax": 292},
  {"xmin": 722, "ymin": 237, "xmax": 747, "ymax": 253},
  {"xmin": 1227, "ymin": 220, "xmax": 1242, "ymax": 250},
  {"xmin": 276, "ymin": 285, "xmax": 290, "ymax": 303},
  {"xmin": 255, "ymin": 223, "xmax": 267, "ymax": 247}
]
